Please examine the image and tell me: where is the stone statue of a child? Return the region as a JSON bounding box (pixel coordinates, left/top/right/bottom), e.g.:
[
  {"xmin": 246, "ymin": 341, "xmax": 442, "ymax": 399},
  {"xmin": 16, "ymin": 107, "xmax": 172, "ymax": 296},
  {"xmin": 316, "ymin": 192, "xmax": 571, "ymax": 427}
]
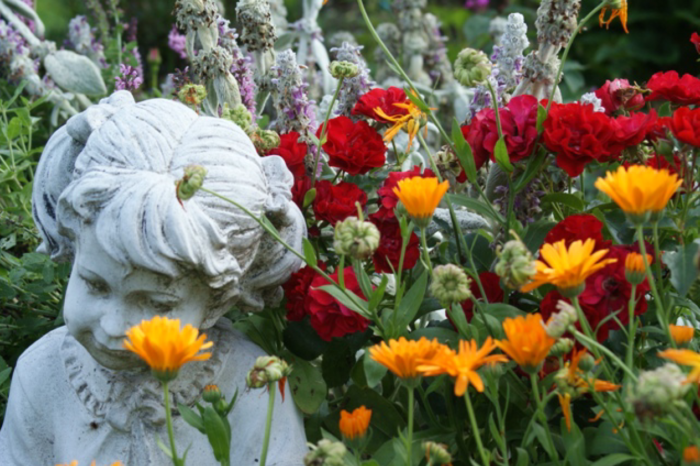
[{"xmin": 0, "ymin": 91, "xmax": 308, "ymax": 465}]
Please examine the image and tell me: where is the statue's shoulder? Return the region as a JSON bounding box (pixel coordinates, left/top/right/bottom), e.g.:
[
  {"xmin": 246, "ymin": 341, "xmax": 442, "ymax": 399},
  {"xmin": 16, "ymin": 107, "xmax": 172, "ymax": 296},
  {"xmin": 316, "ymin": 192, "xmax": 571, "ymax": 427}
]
[
  {"xmin": 213, "ymin": 318, "xmax": 267, "ymax": 360},
  {"xmin": 11, "ymin": 326, "xmax": 70, "ymax": 398}
]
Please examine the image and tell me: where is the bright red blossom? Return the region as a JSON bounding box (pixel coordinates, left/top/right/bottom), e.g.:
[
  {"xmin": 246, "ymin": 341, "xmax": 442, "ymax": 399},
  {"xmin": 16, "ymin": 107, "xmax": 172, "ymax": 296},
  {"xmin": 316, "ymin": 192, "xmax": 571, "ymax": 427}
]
[
  {"xmin": 283, "ymin": 263, "xmax": 325, "ymax": 321},
  {"xmin": 369, "ymin": 215, "xmax": 420, "ymax": 274},
  {"xmin": 307, "ymin": 267, "xmax": 370, "ymax": 341},
  {"xmin": 313, "ymin": 180, "xmax": 367, "ymax": 225},
  {"xmin": 291, "ymin": 176, "xmax": 312, "ymax": 210},
  {"xmin": 692, "ymin": 32, "xmax": 700, "ymax": 54},
  {"xmin": 352, "ymin": 87, "xmax": 410, "ymax": 123},
  {"xmin": 317, "ymin": 116, "xmax": 386, "ymax": 175},
  {"xmin": 607, "ymin": 110, "xmax": 658, "ymax": 157},
  {"xmin": 374, "ymin": 166, "xmax": 436, "ymax": 220},
  {"xmin": 594, "ymin": 79, "xmax": 644, "ymax": 115},
  {"xmin": 266, "ymin": 131, "xmax": 308, "ymax": 178},
  {"xmin": 646, "ymin": 71, "xmax": 700, "ymax": 106},
  {"xmin": 544, "ymin": 214, "xmax": 611, "ymax": 251},
  {"xmin": 668, "ymin": 107, "xmax": 700, "ymax": 147}
]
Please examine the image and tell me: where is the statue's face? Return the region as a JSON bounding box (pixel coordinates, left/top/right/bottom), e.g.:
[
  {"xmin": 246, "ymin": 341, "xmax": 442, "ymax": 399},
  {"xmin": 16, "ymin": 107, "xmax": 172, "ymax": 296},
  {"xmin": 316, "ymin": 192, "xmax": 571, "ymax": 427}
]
[{"xmin": 63, "ymin": 225, "xmax": 211, "ymax": 371}]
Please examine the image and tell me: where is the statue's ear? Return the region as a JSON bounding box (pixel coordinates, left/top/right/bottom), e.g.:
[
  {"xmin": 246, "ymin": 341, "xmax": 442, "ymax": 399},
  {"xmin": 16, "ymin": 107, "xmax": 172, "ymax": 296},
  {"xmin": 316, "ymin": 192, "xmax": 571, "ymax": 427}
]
[{"xmin": 66, "ymin": 91, "xmax": 135, "ymax": 144}]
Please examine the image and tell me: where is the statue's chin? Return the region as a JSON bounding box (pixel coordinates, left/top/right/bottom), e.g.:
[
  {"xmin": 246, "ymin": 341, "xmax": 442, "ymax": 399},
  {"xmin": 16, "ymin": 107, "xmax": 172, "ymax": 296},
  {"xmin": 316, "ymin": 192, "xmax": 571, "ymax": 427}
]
[{"xmin": 79, "ymin": 335, "xmax": 145, "ymax": 371}]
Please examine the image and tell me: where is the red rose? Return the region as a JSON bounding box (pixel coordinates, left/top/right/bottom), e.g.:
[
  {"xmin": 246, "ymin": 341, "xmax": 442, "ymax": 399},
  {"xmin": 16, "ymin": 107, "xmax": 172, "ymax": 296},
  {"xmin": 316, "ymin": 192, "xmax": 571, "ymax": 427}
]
[
  {"xmin": 543, "ymin": 102, "xmax": 615, "ymax": 177},
  {"xmin": 594, "ymin": 79, "xmax": 644, "ymax": 115},
  {"xmin": 460, "ymin": 95, "xmax": 539, "ymax": 172},
  {"xmin": 352, "ymin": 87, "xmax": 410, "ymax": 123},
  {"xmin": 692, "ymin": 32, "xmax": 700, "ymax": 54},
  {"xmin": 607, "ymin": 111, "xmax": 658, "ymax": 157},
  {"xmin": 369, "ymin": 215, "xmax": 420, "ymax": 273},
  {"xmin": 647, "ymin": 116, "xmax": 673, "ymax": 141},
  {"xmin": 374, "ymin": 166, "xmax": 436, "ymax": 220},
  {"xmin": 646, "ymin": 71, "xmax": 700, "ymax": 106},
  {"xmin": 544, "ymin": 214, "xmax": 611, "ymax": 251},
  {"xmin": 291, "ymin": 175, "xmax": 312, "ymax": 210},
  {"xmin": 307, "ymin": 267, "xmax": 370, "ymax": 341},
  {"xmin": 283, "ymin": 263, "xmax": 325, "ymax": 321},
  {"xmin": 317, "ymin": 116, "xmax": 386, "ymax": 175},
  {"xmin": 266, "ymin": 131, "xmax": 308, "ymax": 178},
  {"xmin": 313, "ymin": 180, "xmax": 367, "ymax": 225},
  {"xmin": 459, "ymin": 272, "xmax": 504, "ymax": 322},
  {"xmin": 540, "ymin": 245, "xmax": 650, "ymax": 343},
  {"xmin": 669, "ymin": 107, "xmax": 700, "ymax": 147}
]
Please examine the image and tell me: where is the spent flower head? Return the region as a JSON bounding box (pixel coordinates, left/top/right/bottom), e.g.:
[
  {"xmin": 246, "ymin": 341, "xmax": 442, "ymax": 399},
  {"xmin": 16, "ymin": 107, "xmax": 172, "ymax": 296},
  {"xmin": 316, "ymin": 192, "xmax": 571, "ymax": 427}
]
[
  {"xmin": 430, "ymin": 264, "xmax": 472, "ymax": 307},
  {"xmin": 495, "ymin": 234, "xmax": 537, "ymax": 289},
  {"xmin": 246, "ymin": 355, "xmax": 291, "ymax": 388},
  {"xmin": 304, "ymin": 439, "xmax": 347, "ymax": 466},
  {"xmin": 333, "ymin": 216, "xmax": 380, "ymax": 260},
  {"xmin": 454, "ymin": 48, "xmax": 492, "ymax": 87},
  {"xmin": 627, "ymin": 363, "xmax": 690, "ymax": 420},
  {"xmin": 545, "ymin": 300, "xmax": 578, "ymax": 338}
]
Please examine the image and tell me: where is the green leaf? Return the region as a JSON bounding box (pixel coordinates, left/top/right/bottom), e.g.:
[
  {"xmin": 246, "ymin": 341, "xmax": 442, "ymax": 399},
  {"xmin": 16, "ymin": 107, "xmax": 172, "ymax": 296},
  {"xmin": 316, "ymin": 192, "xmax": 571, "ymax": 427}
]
[
  {"xmin": 541, "ymin": 193, "xmax": 586, "ymax": 211},
  {"xmin": 452, "ymin": 117, "xmax": 477, "ymax": 183},
  {"xmin": 590, "ymin": 454, "xmax": 638, "ymax": 466},
  {"xmin": 522, "ymin": 219, "xmax": 557, "ymax": 254},
  {"xmin": 178, "ymin": 403, "xmax": 206, "ymax": 434},
  {"xmin": 286, "ymin": 357, "xmax": 327, "ymax": 414},
  {"xmin": 449, "ymin": 193, "xmax": 505, "ymax": 224},
  {"xmin": 403, "ymin": 87, "xmax": 430, "ymax": 113},
  {"xmin": 482, "ymin": 303, "xmax": 525, "ymax": 321},
  {"xmin": 515, "ymin": 447, "xmax": 530, "ymax": 466},
  {"xmin": 493, "ymin": 137, "xmax": 514, "ymax": 173},
  {"xmin": 363, "ymin": 352, "xmax": 388, "ymax": 387},
  {"xmin": 665, "ymin": 241, "xmax": 700, "ymax": 297},
  {"xmin": 156, "ymin": 436, "xmax": 173, "ymax": 458},
  {"xmin": 368, "ymin": 275, "xmax": 388, "ymax": 312},
  {"xmin": 303, "ymin": 238, "xmax": 317, "ymax": 267},
  {"xmin": 536, "ymin": 102, "xmax": 548, "ymax": 134},
  {"xmin": 283, "ymin": 318, "xmax": 329, "ymax": 360},
  {"xmin": 202, "ymin": 406, "xmax": 231, "ymax": 462},
  {"xmin": 303, "ymin": 188, "xmax": 317, "ymax": 208},
  {"xmin": 394, "ymin": 270, "xmax": 428, "ymax": 331},
  {"xmin": 321, "ymin": 339, "xmax": 356, "ymax": 388},
  {"xmin": 488, "ymin": 414, "xmax": 505, "ymax": 450},
  {"xmin": 317, "ymin": 285, "xmax": 370, "ymax": 318},
  {"xmin": 514, "ymin": 151, "xmax": 548, "ymax": 193}
]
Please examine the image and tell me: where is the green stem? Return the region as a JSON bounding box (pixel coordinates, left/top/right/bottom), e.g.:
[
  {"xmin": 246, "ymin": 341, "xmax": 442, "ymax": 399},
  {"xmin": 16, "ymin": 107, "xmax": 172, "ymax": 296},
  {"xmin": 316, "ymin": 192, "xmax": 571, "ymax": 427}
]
[
  {"xmin": 162, "ymin": 381, "xmax": 183, "ymax": 466},
  {"xmin": 406, "ymin": 386, "xmax": 415, "ymax": 465},
  {"xmin": 651, "ymin": 222, "xmax": 665, "ymax": 305},
  {"xmin": 464, "ymin": 391, "xmax": 490, "ymax": 466},
  {"xmin": 259, "ymin": 386, "xmax": 276, "ymax": 466},
  {"xmin": 419, "ymin": 227, "xmax": 433, "ymax": 271},
  {"xmin": 529, "ymin": 374, "xmax": 561, "ymax": 466},
  {"xmin": 571, "ymin": 329, "xmax": 637, "ymax": 382},
  {"xmin": 625, "ymin": 285, "xmax": 637, "ymax": 376},
  {"xmin": 311, "ymin": 77, "xmax": 345, "ymax": 188}
]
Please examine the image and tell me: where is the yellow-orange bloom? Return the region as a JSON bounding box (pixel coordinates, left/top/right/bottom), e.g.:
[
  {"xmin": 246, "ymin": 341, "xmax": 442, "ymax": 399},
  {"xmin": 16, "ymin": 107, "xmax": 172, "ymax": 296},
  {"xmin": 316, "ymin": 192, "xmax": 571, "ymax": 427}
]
[
  {"xmin": 684, "ymin": 446, "xmax": 700, "ymax": 464},
  {"xmin": 369, "ymin": 336, "xmax": 442, "ymax": 380},
  {"xmin": 374, "ymin": 94, "xmax": 431, "ymax": 151},
  {"xmin": 599, "ymin": 0, "xmax": 629, "ymax": 33},
  {"xmin": 339, "ymin": 406, "xmax": 372, "ymax": 440},
  {"xmin": 393, "ymin": 176, "xmax": 449, "ymax": 224},
  {"xmin": 123, "ymin": 315, "xmax": 213, "ymax": 381},
  {"xmin": 659, "ymin": 348, "xmax": 700, "ymax": 384},
  {"xmin": 520, "ymin": 239, "xmax": 617, "ymax": 296},
  {"xmin": 670, "ymin": 325, "xmax": 695, "ymax": 346},
  {"xmin": 417, "ymin": 337, "xmax": 508, "ymax": 396},
  {"xmin": 624, "ymin": 252, "xmax": 651, "ymax": 274},
  {"xmin": 496, "ymin": 314, "xmax": 555, "ymax": 372},
  {"xmin": 595, "ymin": 165, "xmax": 682, "ymax": 216}
]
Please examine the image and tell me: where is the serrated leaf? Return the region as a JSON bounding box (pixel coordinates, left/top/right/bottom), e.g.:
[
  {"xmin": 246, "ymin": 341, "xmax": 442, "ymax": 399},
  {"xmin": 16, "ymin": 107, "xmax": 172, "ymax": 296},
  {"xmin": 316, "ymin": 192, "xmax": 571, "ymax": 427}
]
[{"xmin": 493, "ymin": 137, "xmax": 513, "ymax": 173}]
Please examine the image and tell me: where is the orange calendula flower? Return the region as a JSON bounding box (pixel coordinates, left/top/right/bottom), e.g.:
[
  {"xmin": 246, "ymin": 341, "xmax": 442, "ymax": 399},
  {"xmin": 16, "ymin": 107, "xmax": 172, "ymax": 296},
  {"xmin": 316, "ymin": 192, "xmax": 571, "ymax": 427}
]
[
  {"xmin": 374, "ymin": 92, "xmax": 431, "ymax": 151},
  {"xmin": 599, "ymin": 0, "xmax": 629, "ymax": 33},
  {"xmin": 556, "ymin": 349, "xmax": 620, "ymax": 431},
  {"xmin": 669, "ymin": 324, "xmax": 695, "ymax": 346},
  {"xmin": 417, "ymin": 338, "xmax": 508, "ymax": 396},
  {"xmin": 496, "ymin": 313, "xmax": 555, "ymax": 373},
  {"xmin": 624, "ymin": 252, "xmax": 651, "ymax": 285},
  {"xmin": 685, "ymin": 446, "xmax": 700, "ymax": 464},
  {"xmin": 369, "ymin": 336, "xmax": 442, "ymax": 381},
  {"xmin": 339, "ymin": 406, "xmax": 372, "ymax": 440},
  {"xmin": 594, "ymin": 165, "xmax": 682, "ymax": 219},
  {"xmin": 123, "ymin": 315, "xmax": 213, "ymax": 382},
  {"xmin": 520, "ymin": 239, "xmax": 617, "ymax": 297},
  {"xmin": 659, "ymin": 348, "xmax": 700, "ymax": 384},
  {"xmin": 393, "ymin": 176, "xmax": 450, "ymax": 227}
]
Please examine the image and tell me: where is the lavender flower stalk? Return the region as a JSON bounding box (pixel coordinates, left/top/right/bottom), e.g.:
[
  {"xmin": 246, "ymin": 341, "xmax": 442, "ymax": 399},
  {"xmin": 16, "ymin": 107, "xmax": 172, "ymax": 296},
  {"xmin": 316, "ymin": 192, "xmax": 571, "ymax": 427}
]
[
  {"xmin": 329, "ymin": 42, "xmax": 373, "ymax": 118},
  {"xmin": 65, "ymin": 15, "xmax": 106, "ymax": 67},
  {"xmin": 114, "ymin": 63, "xmax": 142, "ymax": 91},
  {"xmin": 270, "ymin": 49, "xmax": 317, "ymax": 137},
  {"xmin": 236, "ymin": 0, "xmax": 276, "ymax": 88},
  {"xmin": 168, "ymin": 24, "xmax": 187, "ymax": 59},
  {"xmin": 218, "ymin": 18, "xmax": 256, "ymax": 120}
]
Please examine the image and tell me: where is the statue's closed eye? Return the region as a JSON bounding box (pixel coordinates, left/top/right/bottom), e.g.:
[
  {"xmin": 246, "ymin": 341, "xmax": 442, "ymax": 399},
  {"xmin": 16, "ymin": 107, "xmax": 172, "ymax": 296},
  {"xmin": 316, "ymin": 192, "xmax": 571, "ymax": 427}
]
[{"xmin": 79, "ymin": 274, "xmax": 110, "ymax": 295}]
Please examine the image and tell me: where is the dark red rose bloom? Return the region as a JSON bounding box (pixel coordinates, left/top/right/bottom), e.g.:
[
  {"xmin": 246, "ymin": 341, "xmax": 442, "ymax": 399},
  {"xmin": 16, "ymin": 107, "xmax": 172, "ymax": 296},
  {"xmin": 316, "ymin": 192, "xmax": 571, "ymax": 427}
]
[
  {"xmin": 291, "ymin": 175, "xmax": 312, "ymax": 210},
  {"xmin": 369, "ymin": 215, "xmax": 420, "ymax": 273},
  {"xmin": 669, "ymin": 106, "xmax": 700, "ymax": 147},
  {"xmin": 594, "ymin": 79, "xmax": 644, "ymax": 115},
  {"xmin": 283, "ymin": 263, "xmax": 325, "ymax": 321},
  {"xmin": 307, "ymin": 267, "xmax": 370, "ymax": 341},
  {"xmin": 352, "ymin": 87, "xmax": 410, "ymax": 123},
  {"xmin": 266, "ymin": 131, "xmax": 308, "ymax": 178},
  {"xmin": 543, "ymin": 101, "xmax": 616, "ymax": 177},
  {"xmin": 692, "ymin": 32, "xmax": 700, "ymax": 54},
  {"xmin": 460, "ymin": 95, "xmax": 539, "ymax": 173},
  {"xmin": 540, "ymin": 245, "xmax": 650, "ymax": 343},
  {"xmin": 646, "ymin": 71, "xmax": 700, "ymax": 106},
  {"xmin": 317, "ymin": 116, "xmax": 386, "ymax": 175},
  {"xmin": 373, "ymin": 166, "xmax": 436, "ymax": 220},
  {"xmin": 607, "ymin": 111, "xmax": 658, "ymax": 157},
  {"xmin": 647, "ymin": 116, "xmax": 673, "ymax": 141},
  {"xmin": 544, "ymin": 214, "xmax": 611, "ymax": 251},
  {"xmin": 459, "ymin": 272, "xmax": 504, "ymax": 322},
  {"xmin": 313, "ymin": 180, "xmax": 367, "ymax": 225}
]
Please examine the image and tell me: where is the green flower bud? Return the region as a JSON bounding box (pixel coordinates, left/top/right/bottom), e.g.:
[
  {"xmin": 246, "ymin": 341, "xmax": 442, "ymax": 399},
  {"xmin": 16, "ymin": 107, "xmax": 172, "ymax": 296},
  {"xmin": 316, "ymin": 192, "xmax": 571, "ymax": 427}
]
[
  {"xmin": 423, "ymin": 441, "xmax": 452, "ymax": 465},
  {"xmin": 333, "ymin": 216, "xmax": 380, "ymax": 260},
  {"xmin": 178, "ymin": 83, "xmax": 207, "ymax": 106},
  {"xmin": 430, "ymin": 264, "xmax": 472, "ymax": 307},
  {"xmin": 549, "ymin": 338, "xmax": 574, "ymax": 357},
  {"xmin": 246, "ymin": 355, "xmax": 291, "ymax": 389},
  {"xmin": 495, "ymin": 237, "xmax": 536, "ymax": 289},
  {"xmin": 545, "ymin": 300, "xmax": 578, "ymax": 338},
  {"xmin": 627, "ymin": 363, "xmax": 691, "ymax": 420},
  {"xmin": 304, "ymin": 439, "xmax": 347, "ymax": 466},
  {"xmin": 222, "ymin": 103, "xmax": 253, "ymax": 133},
  {"xmin": 251, "ymin": 128, "xmax": 281, "ymax": 153},
  {"xmin": 329, "ymin": 60, "xmax": 360, "ymax": 79},
  {"xmin": 176, "ymin": 165, "xmax": 207, "ymax": 202},
  {"xmin": 454, "ymin": 48, "xmax": 492, "ymax": 87},
  {"xmin": 203, "ymin": 384, "xmax": 222, "ymax": 403},
  {"xmin": 577, "ymin": 353, "xmax": 596, "ymax": 372}
]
